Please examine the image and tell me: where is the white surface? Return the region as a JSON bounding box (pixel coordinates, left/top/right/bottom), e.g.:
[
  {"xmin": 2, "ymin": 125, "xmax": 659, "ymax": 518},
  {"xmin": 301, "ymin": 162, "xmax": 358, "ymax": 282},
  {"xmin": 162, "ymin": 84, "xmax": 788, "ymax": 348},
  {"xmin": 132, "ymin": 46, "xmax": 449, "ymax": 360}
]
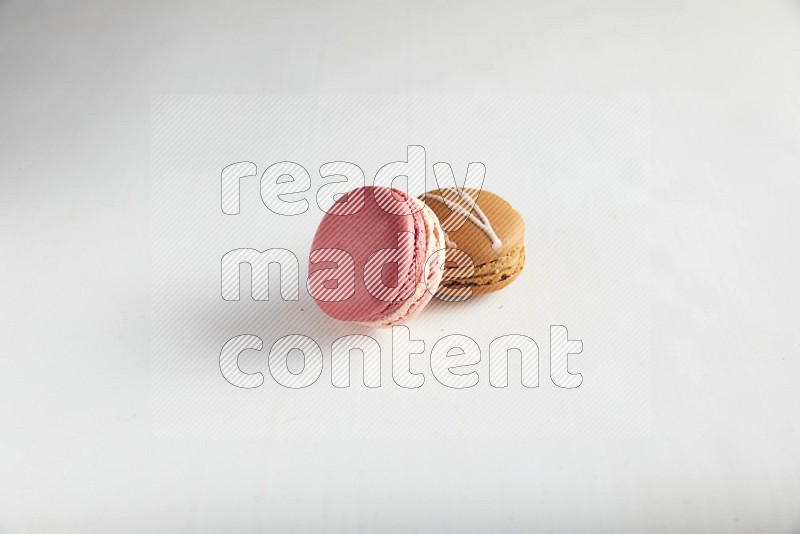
[
  {"xmin": 150, "ymin": 94, "xmax": 650, "ymax": 440},
  {"xmin": 1, "ymin": 1, "xmax": 800, "ymax": 532}
]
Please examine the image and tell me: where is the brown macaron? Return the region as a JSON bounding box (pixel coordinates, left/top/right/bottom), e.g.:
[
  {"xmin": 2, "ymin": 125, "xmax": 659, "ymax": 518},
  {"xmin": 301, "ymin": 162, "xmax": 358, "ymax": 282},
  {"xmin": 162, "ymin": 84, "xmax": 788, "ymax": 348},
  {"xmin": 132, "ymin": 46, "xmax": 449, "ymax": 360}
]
[{"xmin": 420, "ymin": 188, "xmax": 525, "ymax": 299}]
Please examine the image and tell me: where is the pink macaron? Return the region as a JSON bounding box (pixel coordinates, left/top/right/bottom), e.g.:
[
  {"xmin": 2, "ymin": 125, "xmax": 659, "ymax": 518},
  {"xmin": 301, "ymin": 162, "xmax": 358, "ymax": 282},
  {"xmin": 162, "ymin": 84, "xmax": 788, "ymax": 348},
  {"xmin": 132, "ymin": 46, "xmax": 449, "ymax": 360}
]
[{"xmin": 309, "ymin": 186, "xmax": 445, "ymax": 327}]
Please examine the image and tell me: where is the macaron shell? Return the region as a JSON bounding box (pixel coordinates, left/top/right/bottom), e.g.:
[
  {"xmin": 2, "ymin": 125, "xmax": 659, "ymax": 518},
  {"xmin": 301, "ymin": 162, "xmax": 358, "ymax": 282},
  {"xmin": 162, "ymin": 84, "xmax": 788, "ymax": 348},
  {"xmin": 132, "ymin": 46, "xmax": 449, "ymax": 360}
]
[
  {"xmin": 309, "ymin": 186, "xmax": 432, "ymax": 323},
  {"xmin": 422, "ymin": 188, "xmax": 524, "ymax": 266},
  {"xmin": 421, "ymin": 188, "xmax": 525, "ymax": 295}
]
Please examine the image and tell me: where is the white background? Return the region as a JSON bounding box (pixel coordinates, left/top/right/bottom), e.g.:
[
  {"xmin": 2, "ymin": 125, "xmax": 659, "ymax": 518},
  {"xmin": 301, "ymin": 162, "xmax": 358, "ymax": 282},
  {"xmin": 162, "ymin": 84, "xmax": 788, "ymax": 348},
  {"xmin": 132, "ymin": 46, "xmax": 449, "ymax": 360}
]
[
  {"xmin": 1, "ymin": 1, "xmax": 799, "ymax": 532},
  {"xmin": 150, "ymin": 95, "xmax": 651, "ymax": 442}
]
